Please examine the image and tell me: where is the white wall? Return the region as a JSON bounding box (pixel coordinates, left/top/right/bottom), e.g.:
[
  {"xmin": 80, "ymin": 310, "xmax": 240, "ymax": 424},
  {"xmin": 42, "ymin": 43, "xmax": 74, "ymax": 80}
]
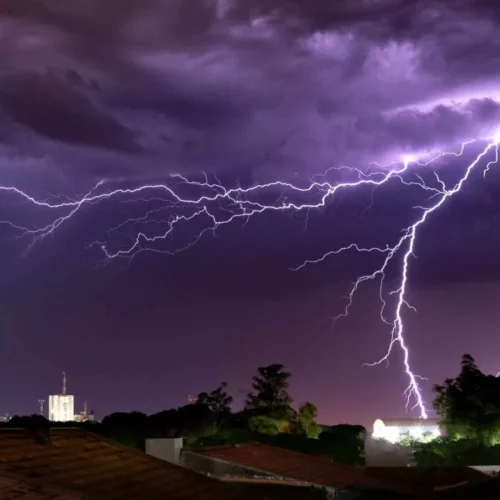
[
  {"xmin": 145, "ymin": 438, "xmax": 184, "ymax": 465},
  {"xmin": 364, "ymin": 436, "xmax": 413, "ymax": 467},
  {"xmin": 469, "ymin": 465, "xmax": 500, "ymax": 476}
]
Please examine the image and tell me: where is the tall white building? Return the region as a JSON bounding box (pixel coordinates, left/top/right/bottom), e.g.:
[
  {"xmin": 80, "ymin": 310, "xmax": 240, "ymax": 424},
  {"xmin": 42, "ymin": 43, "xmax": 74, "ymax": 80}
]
[
  {"xmin": 48, "ymin": 372, "xmax": 75, "ymax": 422},
  {"xmin": 49, "ymin": 394, "xmax": 74, "ymax": 422}
]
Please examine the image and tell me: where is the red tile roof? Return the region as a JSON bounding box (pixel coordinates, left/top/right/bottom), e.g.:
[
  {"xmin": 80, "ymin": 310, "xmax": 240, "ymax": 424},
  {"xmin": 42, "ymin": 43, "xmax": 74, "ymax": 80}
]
[
  {"xmin": 0, "ymin": 428, "xmax": 254, "ymax": 500},
  {"xmin": 365, "ymin": 466, "xmax": 491, "ymax": 492},
  {"xmin": 197, "ymin": 443, "xmax": 416, "ymax": 496},
  {"xmin": 432, "ymin": 476, "xmax": 500, "ymax": 500},
  {"xmin": 0, "ymin": 472, "xmax": 80, "ymax": 500}
]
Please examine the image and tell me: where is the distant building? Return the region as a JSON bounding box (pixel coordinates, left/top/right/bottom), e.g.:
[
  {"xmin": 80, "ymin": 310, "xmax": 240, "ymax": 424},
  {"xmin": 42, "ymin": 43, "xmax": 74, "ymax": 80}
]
[
  {"xmin": 372, "ymin": 418, "xmax": 441, "ymax": 444},
  {"xmin": 73, "ymin": 412, "xmax": 95, "ymax": 423},
  {"xmin": 49, "ymin": 372, "xmax": 75, "ymax": 422},
  {"xmin": 73, "ymin": 401, "xmax": 95, "ymax": 423},
  {"xmin": 49, "ymin": 394, "xmax": 75, "ymax": 422}
]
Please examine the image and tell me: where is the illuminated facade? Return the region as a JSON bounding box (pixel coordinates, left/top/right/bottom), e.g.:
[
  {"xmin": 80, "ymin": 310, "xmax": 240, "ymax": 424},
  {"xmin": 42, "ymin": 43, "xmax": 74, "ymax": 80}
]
[
  {"xmin": 49, "ymin": 394, "xmax": 75, "ymax": 422},
  {"xmin": 372, "ymin": 418, "xmax": 441, "ymax": 444},
  {"xmin": 73, "ymin": 401, "xmax": 95, "ymax": 423}
]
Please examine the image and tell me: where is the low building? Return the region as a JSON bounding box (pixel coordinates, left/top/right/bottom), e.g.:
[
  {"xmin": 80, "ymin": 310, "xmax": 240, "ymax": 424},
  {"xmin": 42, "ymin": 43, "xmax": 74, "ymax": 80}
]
[
  {"xmin": 372, "ymin": 418, "xmax": 441, "ymax": 444},
  {"xmin": 73, "ymin": 411, "xmax": 96, "ymax": 423},
  {"xmin": 73, "ymin": 401, "xmax": 96, "ymax": 423}
]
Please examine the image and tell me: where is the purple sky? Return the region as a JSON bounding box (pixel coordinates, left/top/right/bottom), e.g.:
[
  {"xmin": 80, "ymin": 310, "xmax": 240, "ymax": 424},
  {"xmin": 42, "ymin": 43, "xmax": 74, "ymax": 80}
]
[{"xmin": 1, "ymin": 0, "xmax": 500, "ymax": 427}]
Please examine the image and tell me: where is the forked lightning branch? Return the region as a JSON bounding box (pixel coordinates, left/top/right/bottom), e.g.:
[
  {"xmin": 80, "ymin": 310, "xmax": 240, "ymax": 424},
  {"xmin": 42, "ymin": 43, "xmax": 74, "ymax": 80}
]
[{"xmin": 2, "ymin": 130, "xmax": 500, "ymax": 419}]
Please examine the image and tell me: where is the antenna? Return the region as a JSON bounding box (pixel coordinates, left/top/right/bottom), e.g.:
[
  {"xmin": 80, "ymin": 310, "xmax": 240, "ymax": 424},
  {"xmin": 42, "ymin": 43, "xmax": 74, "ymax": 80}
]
[
  {"xmin": 62, "ymin": 372, "xmax": 67, "ymax": 395},
  {"xmin": 38, "ymin": 399, "xmax": 45, "ymax": 416}
]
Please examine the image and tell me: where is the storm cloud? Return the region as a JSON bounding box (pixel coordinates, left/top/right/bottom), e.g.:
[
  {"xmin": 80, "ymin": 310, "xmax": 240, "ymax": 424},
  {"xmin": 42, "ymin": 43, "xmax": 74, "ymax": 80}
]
[{"xmin": 1, "ymin": 0, "xmax": 500, "ymax": 183}]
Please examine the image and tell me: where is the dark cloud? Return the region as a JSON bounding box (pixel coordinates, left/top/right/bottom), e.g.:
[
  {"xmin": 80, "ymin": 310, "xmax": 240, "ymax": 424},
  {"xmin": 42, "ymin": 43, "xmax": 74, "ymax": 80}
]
[
  {"xmin": 0, "ymin": 0, "xmax": 499, "ymax": 182},
  {"xmin": 110, "ymin": 76, "xmax": 247, "ymax": 129},
  {"xmin": 0, "ymin": 73, "xmax": 140, "ymax": 153}
]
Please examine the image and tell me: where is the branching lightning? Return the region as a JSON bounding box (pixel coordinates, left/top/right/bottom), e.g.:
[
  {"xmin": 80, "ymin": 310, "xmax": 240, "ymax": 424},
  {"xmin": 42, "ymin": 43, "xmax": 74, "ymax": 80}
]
[{"xmin": 2, "ymin": 132, "xmax": 500, "ymax": 418}]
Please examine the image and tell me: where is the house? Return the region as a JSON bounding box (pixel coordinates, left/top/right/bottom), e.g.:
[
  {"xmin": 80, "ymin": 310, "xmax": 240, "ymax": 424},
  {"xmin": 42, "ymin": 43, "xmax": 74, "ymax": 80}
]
[
  {"xmin": 161, "ymin": 441, "xmax": 495, "ymax": 500},
  {"xmin": 0, "ymin": 428, "xmax": 256, "ymax": 500},
  {"xmin": 178, "ymin": 442, "xmax": 418, "ymax": 499}
]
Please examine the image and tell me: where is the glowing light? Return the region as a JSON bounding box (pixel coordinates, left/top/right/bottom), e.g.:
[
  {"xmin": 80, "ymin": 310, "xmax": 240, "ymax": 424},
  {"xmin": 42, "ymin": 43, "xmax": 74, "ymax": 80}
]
[
  {"xmin": 48, "ymin": 395, "xmax": 74, "ymax": 422},
  {"xmin": 1, "ymin": 134, "xmax": 499, "ymax": 418},
  {"xmin": 493, "ymin": 129, "xmax": 500, "ymax": 145},
  {"xmin": 401, "ymin": 154, "xmax": 417, "ymax": 165},
  {"xmin": 372, "ymin": 418, "xmax": 441, "ymax": 443}
]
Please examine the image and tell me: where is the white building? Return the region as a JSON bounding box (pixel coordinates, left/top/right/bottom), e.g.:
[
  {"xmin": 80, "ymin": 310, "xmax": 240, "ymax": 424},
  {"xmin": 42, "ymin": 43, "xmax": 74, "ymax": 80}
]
[
  {"xmin": 372, "ymin": 418, "xmax": 441, "ymax": 444},
  {"xmin": 49, "ymin": 394, "xmax": 75, "ymax": 422},
  {"xmin": 48, "ymin": 372, "xmax": 75, "ymax": 422},
  {"xmin": 73, "ymin": 401, "xmax": 95, "ymax": 423}
]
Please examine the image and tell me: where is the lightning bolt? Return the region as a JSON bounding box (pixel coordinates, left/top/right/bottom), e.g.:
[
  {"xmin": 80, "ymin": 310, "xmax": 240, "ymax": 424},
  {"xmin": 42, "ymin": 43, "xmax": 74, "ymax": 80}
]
[{"xmin": 2, "ymin": 132, "xmax": 499, "ymax": 418}]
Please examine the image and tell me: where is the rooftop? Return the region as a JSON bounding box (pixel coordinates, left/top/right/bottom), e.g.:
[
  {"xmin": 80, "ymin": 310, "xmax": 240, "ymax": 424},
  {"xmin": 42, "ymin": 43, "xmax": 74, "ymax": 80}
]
[
  {"xmin": 0, "ymin": 472, "xmax": 80, "ymax": 500},
  {"xmin": 197, "ymin": 442, "xmax": 497, "ymax": 499},
  {"xmin": 197, "ymin": 442, "xmax": 416, "ymax": 496},
  {"xmin": 364, "ymin": 466, "xmax": 491, "ymax": 492},
  {"xmin": 0, "ymin": 428, "xmax": 254, "ymax": 500}
]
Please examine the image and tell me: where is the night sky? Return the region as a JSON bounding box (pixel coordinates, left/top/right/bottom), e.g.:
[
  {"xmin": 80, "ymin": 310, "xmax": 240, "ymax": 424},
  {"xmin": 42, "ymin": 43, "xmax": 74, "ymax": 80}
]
[{"xmin": 2, "ymin": 0, "xmax": 500, "ymax": 427}]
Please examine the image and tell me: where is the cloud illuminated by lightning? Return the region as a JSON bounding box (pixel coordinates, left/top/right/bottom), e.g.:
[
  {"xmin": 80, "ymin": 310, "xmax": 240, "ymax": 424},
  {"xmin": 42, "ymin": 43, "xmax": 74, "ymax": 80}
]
[{"xmin": 1, "ymin": 132, "xmax": 500, "ymax": 418}]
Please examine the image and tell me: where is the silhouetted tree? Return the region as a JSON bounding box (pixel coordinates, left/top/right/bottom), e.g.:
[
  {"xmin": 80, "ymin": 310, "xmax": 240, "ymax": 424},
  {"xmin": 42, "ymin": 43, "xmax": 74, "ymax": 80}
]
[
  {"xmin": 248, "ymin": 415, "xmax": 291, "ymax": 435},
  {"xmin": 149, "ymin": 409, "xmax": 181, "ymax": 437},
  {"xmin": 100, "ymin": 412, "xmax": 149, "ymax": 450},
  {"xmin": 246, "ymin": 364, "xmax": 293, "ymax": 417},
  {"xmin": 176, "ymin": 403, "xmax": 216, "ymax": 441},
  {"xmin": 7, "ymin": 414, "xmax": 50, "ymax": 432},
  {"xmin": 433, "ymin": 354, "xmax": 500, "ymax": 444},
  {"xmin": 197, "ymin": 382, "xmax": 233, "ymax": 432},
  {"xmin": 413, "ymin": 437, "xmax": 500, "ymax": 466},
  {"xmin": 319, "ymin": 424, "xmax": 365, "ymax": 464},
  {"xmin": 294, "ymin": 402, "xmax": 321, "ymax": 438}
]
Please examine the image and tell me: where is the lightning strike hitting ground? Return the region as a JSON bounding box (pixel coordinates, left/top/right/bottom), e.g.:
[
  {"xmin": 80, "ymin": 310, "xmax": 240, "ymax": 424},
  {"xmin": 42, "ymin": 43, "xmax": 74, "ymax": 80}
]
[{"xmin": 1, "ymin": 132, "xmax": 499, "ymax": 417}]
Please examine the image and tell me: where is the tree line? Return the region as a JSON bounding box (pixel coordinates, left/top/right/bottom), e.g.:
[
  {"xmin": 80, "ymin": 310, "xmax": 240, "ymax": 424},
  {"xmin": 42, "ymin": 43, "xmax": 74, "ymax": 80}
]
[
  {"xmin": 2, "ymin": 363, "xmax": 365, "ymax": 465},
  {"xmin": 6, "ymin": 357, "xmax": 500, "ymax": 466}
]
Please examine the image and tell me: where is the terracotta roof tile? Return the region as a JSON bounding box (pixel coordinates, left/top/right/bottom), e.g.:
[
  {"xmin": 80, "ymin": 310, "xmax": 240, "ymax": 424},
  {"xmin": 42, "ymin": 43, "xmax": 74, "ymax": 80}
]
[
  {"xmin": 365, "ymin": 466, "xmax": 491, "ymax": 491},
  {"xmin": 197, "ymin": 443, "xmax": 416, "ymax": 496},
  {"xmin": 0, "ymin": 428, "xmax": 254, "ymax": 500},
  {"xmin": 433, "ymin": 476, "xmax": 500, "ymax": 500},
  {"xmin": 0, "ymin": 472, "xmax": 80, "ymax": 499}
]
